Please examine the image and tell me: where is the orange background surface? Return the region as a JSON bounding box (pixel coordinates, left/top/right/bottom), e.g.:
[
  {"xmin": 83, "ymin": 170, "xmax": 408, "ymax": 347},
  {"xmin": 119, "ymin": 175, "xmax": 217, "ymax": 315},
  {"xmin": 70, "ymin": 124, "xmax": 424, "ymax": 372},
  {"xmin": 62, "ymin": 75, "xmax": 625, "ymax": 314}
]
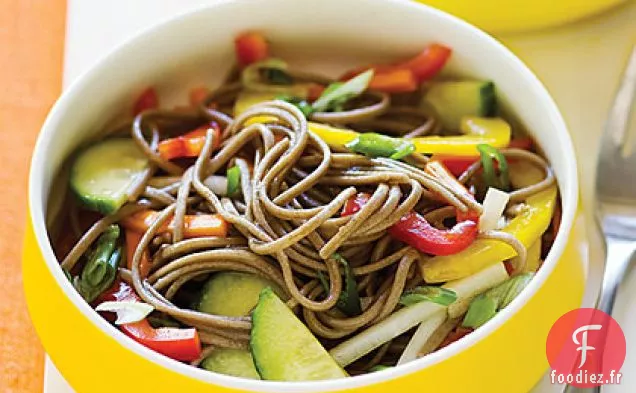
[{"xmin": 0, "ymin": 0, "xmax": 66, "ymax": 391}]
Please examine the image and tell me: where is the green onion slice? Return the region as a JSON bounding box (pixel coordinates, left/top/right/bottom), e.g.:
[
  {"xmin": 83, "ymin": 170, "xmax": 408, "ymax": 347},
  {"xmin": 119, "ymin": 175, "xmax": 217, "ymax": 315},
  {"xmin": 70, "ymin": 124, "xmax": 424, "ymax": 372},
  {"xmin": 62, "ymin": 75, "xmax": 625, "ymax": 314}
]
[
  {"xmin": 477, "ymin": 143, "xmax": 510, "ymax": 191},
  {"xmin": 318, "ymin": 254, "xmax": 362, "ymax": 316},
  {"xmin": 399, "ymin": 286, "xmax": 457, "ymax": 307},
  {"xmin": 77, "ymin": 225, "xmax": 121, "ymax": 303},
  {"xmin": 462, "ymin": 272, "xmax": 534, "ymax": 328},
  {"xmin": 312, "ymin": 69, "xmax": 374, "ymax": 112},
  {"xmin": 345, "ymin": 132, "xmax": 415, "ymax": 160},
  {"xmin": 226, "ymin": 166, "xmax": 241, "ymax": 197}
]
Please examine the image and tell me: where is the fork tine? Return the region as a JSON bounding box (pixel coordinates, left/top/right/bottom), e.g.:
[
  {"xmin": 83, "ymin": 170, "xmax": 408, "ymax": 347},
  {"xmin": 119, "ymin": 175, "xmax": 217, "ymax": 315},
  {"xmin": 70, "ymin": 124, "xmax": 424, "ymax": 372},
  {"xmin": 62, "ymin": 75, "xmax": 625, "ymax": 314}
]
[{"xmin": 606, "ymin": 45, "xmax": 636, "ymax": 149}]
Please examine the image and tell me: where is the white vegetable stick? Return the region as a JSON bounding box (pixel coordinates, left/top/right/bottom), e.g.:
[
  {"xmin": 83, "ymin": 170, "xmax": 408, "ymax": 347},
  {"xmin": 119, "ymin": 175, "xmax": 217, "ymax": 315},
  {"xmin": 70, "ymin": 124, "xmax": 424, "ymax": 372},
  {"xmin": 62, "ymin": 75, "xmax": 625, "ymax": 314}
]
[
  {"xmin": 330, "ymin": 263, "xmax": 509, "ymax": 367},
  {"xmin": 203, "ymin": 175, "xmax": 228, "ymax": 196},
  {"xmin": 397, "ymin": 309, "xmax": 447, "ymax": 365},
  {"xmin": 479, "ymin": 187, "xmax": 510, "ymax": 232},
  {"xmin": 95, "ymin": 301, "xmax": 154, "ymax": 325},
  {"xmin": 417, "ymin": 317, "xmax": 462, "ymax": 357},
  {"xmin": 444, "ymin": 262, "xmax": 509, "ymax": 319},
  {"xmin": 329, "ymin": 300, "xmax": 445, "ymax": 366}
]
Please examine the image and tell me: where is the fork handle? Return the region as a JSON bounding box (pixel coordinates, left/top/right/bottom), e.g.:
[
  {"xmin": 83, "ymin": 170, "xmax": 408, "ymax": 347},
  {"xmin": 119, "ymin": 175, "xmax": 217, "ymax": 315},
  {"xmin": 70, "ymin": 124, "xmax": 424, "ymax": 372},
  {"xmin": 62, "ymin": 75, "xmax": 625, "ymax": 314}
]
[
  {"xmin": 596, "ymin": 235, "xmax": 636, "ymax": 315},
  {"xmin": 562, "ymin": 236, "xmax": 635, "ymax": 393}
]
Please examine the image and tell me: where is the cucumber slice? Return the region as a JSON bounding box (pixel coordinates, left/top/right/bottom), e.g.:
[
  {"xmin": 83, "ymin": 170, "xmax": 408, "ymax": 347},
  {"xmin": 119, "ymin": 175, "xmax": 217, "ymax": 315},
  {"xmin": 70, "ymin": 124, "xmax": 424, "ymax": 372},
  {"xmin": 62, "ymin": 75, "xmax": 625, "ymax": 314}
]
[
  {"xmin": 198, "ymin": 272, "xmax": 282, "ymax": 317},
  {"xmin": 70, "ymin": 138, "xmax": 148, "ymax": 215},
  {"xmin": 250, "ymin": 288, "xmax": 347, "ymax": 381},
  {"xmin": 201, "ymin": 348, "xmax": 261, "ymax": 380},
  {"xmin": 423, "ymin": 81, "xmax": 496, "ymax": 130}
]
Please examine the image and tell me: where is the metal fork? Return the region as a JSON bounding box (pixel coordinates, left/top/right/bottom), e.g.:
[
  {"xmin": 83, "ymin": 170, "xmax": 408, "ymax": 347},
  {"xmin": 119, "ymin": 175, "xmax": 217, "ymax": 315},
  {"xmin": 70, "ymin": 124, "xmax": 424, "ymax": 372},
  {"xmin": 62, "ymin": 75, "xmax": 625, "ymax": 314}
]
[{"xmin": 564, "ymin": 45, "xmax": 636, "ymax": 393}]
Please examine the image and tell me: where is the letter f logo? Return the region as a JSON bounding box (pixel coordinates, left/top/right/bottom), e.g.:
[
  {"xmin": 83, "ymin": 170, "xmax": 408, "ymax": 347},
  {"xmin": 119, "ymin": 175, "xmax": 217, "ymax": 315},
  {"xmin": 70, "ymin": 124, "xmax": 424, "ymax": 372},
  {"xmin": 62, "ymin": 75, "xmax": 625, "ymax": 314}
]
[{"xmin": 572, "ymin": 324, "xmax": 602, "ymax": 368}]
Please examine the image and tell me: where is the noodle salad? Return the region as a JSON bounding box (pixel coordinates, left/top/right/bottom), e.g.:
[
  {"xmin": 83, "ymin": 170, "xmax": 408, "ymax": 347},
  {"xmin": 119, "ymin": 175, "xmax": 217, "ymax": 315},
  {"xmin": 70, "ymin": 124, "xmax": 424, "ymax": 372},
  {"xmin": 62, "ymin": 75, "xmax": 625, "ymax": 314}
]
[{"xmin": 47, "ymin": 32, "xmax": 559, "ymax": 381}]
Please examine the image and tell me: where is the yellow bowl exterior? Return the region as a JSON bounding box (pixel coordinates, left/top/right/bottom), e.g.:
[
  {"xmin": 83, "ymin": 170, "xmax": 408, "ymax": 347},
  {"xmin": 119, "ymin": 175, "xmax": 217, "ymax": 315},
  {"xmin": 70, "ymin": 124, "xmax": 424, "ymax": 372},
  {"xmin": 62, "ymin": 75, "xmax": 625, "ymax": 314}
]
[
  {"xmin": 417, "ymin": 0, "xmax": 625, "ymax": 33},
  {"xmin": 23, "ymin": 211, "xmax": 587, "ymax": 393}
]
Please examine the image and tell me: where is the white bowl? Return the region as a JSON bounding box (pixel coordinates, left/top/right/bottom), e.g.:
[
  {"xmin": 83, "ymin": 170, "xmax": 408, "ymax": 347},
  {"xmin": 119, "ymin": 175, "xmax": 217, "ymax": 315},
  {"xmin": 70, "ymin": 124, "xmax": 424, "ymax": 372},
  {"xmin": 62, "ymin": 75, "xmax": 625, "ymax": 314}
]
[{"xmin": 24, "ymin": 0, "xmax": 584, "ymax": 392}]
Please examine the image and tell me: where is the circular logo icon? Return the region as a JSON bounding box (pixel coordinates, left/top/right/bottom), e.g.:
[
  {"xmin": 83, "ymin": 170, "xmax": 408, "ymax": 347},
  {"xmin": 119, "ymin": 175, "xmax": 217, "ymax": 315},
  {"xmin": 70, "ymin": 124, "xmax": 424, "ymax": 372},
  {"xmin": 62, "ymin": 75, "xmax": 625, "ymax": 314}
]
[{"xmin": 546, "ymin": 308, "xmax": 626, "ymax": 387}]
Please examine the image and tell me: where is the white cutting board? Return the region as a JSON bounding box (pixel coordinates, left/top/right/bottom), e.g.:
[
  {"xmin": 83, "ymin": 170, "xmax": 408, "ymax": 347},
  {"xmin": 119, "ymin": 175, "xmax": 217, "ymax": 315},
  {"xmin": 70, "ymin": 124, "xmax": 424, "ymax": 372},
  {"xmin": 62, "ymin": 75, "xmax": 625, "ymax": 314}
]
[{"xmin": 46, "ymin": 1, "xmax": 636, "ymax": 391}]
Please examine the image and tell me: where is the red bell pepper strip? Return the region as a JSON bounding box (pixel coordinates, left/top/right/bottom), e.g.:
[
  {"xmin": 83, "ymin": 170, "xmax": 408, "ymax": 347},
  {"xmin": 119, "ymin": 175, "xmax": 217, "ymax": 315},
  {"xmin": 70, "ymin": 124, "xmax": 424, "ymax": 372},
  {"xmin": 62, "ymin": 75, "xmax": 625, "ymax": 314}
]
[
  {"xmin": 430, "ymin": 155, "xmax": 478, "ymax": 177},
  {"xmin": 343, "ymin": 161, "xmax": 479, "ymax": 255},
  {"xmin": 340, "ymin": 43, "xmax": 451, "ymax": 91},
  {"xmin": 507, "ymin": 137, "xmax": 533, "ymax": 150},
  {"xmin": 189, "ymin": 86, "xmax": 210, "ymax": 107},
  {"xmin": 96, "ymin": 280, "xmax": 202, "ymax": 362},
  {"xmin": 157, "ymin": 122, "xmax": 221, "ymax": 161},
  {"xmin": 235, "ymin": 32, "xmax": 269, "ymax": 67},
  {"xmin": 398, "ymin": 43, "xmax": 452, "ymax": 81},
  {"xmin": 133, "ymin": 87, "xmax": 159, "ymax": 116},
  {"xmin": 341, "ymin": 192, "xmax": 371, "ymax": 217},
  {"xmin": 438, "ymin": 326, "xmax": 473, "ymax": 349},
  {"xmin": 389, "ymin": 212, "xmax": 478, "ymax": 256},
  {"xmin": 368, "ymin": 69, "xmax": 419, "ymax": 93},
  {"xmin": 125, "ymin": 230, "xmax": 152, "ymax": 277},
  {"xmin": 307, "ymin": 83, "xmax": 326, "ymax": 102}
]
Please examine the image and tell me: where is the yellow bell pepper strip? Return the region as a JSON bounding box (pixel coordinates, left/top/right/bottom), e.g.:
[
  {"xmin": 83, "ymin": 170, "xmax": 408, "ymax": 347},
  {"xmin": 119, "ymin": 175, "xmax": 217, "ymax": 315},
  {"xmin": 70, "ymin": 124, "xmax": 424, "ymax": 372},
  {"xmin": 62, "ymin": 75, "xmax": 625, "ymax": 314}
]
[
  {"xmin": 522, "ymin": 240, "xmax": 542, "ymax": 273},
  {"xmin": 420, "ymin": 185, "xmax": 557, "ymax": 283},
  {"xmin": 307, "ymin": 116, "xmax": 510, "ymax": 156},
  {"xmin": 233, "ymin": 91, "xmax": 279, "ymax": 125},
  {"xmin": 411, "ymin": 117, "xmax": 511, "ymax": 156},
  {"xmin": 308, "ymin": 122, "xmax": 360, "ymax": 146}
]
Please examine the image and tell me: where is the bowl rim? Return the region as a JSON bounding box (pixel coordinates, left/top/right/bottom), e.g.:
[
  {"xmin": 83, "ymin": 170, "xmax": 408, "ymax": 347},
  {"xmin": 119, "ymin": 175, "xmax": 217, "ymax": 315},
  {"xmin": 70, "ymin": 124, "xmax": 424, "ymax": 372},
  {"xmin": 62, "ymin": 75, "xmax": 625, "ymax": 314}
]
[{"xmin": 28, "ymin": 0, "xmax": 579, "ymax": 391}]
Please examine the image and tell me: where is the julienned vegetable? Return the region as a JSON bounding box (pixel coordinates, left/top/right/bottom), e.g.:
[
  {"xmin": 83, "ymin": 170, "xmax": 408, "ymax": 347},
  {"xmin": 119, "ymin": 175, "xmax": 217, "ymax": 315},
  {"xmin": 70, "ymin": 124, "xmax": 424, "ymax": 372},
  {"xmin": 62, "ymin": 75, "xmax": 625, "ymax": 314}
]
[
  {"xmin": 343, "ymin": 161, "xmax": 480, "ymax": 256},
  {"xmin": 479, "ymin": 187, "xmax": 510, "ymax": 232},
  {"xmin": 312, "ymin": 69, "xmax": 374, "ymax": 112},
  {"xmin": 70, "ymin": 138, "xmax": 149, "ymax": 214},
  {"xmin": 133, "ymin": 87, "xmax": 158, "ymax": 115},
  {"xmin": 157, "ymin": 122, "xmax": 221, "ymax": 161},
  {"xmin": 121, "ymin": 210, "xmax": 229, "ymax": 238},
  {"xmin": 477, "ymin": 143, "xmax": 510, "ymax": 191},
  {"xmin": 424, "ymin": 160, "xmax": 477, "ymax": 212},
  {"xmin": 400, "ymin": 286, "xmax": 458, "ymax": 307},
  {"xmin": 420, "ymin": 186, "xmax": 557, "ymax": 283},
  {"xmin": 125, "ymin": 230, "xmax": 151, "ymax": 277},
  {"xmin": 318, "ymin": 254, "xmax": 361, "ymax": 316},
  {"xmin": 340, "ymin": 192, "xmax": 371, "ymax": 217},
  {"xmin": 95, "ymin": 300, "xmax": 154, "ymax": 325},
  {"xmin": 462, "ymin": 273, "xmax": 534, "ymax": 328},
  {"xmin": 397, "ymin": 310, "xmax": 447, "ymax": 365},
  {"xmin": 368, "ymin": 68, "xmax": 418, "ymax": 93},
  {"xmin": 76, "ymin": 225, "xmax": 121, "ymax": 302},
  {"xmin": 241, "ymin": 59, "xmax": 309, "ymax": 97},
  {"xmin": 235, "ymin": 32, "xmax": 269, "ymax": 67},
  {"xmin": 329, "ymin": 263, "xmax": 508, "ymax": 366},
  {"xmin": 341, "ymin": 43, "xmax": 451, "ymax": 92},
  {"xmin": 226, "ymin": 166, "xmax": 241, "ymax": 197},
  {"xmin": 389, "ymin": 212, "xmax": 478, "ymax": 256},
  {"xmin": 345, "ymin": 133, "xmax": 415, "ymax": 160},
  {"xmin": 251, "ymin": 288, "xmax": 347, "ymax": 380},
  {"xmin": 308, "ymin": 115, "xmax": 510, "ymax": 156},
  {"xmin": 98, "ymin": 280, "xmax": 201, "ymax": 362}
]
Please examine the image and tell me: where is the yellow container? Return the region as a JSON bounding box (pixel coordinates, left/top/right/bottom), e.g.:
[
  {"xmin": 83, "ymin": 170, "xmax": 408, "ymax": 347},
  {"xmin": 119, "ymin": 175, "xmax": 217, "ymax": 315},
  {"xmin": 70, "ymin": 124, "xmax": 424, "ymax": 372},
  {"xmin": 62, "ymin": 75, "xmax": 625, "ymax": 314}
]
[
  {"xmin": 22, "ymin": 0, "xmax": 587, "ymax": 392},
  {"xmin": 416, "ymin": 0, "xmax": 626, "ymax": 33}
]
